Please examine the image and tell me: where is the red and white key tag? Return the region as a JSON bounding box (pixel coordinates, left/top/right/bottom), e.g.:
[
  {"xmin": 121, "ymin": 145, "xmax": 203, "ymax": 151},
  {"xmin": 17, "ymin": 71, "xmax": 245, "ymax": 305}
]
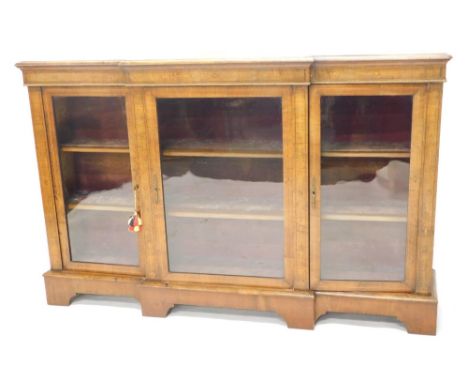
[
  {"xmin": 128, "ymin": 184, "xmax": 143, "ymax": 233},
  {"xmin": 128, "ymin": 211, "xmax": 143, "ymax": 233}
]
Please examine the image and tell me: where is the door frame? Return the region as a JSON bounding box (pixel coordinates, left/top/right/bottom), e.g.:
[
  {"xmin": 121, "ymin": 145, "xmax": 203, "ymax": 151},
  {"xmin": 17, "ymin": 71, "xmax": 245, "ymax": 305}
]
[
  {"xmin": 309, "ymin": 83, "xmax": 427, "ymax": 292},
  {"xmin": 143, "ymin": 86, "xmax": 309, "ymax": 289},
  {"xmin": 42, "ymin": 87, "xmax": 147, "ymax": 276}
]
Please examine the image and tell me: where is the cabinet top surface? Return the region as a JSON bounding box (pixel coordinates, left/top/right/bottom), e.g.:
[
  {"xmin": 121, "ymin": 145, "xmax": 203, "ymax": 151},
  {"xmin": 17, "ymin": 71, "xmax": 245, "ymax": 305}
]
[
  {"xmin": 16, "ymin": 54, "xmax": 451, "ymax": 68},
  {"xmin": 17, "ymin": 54, "xmax": 451, "ymax": 86}
]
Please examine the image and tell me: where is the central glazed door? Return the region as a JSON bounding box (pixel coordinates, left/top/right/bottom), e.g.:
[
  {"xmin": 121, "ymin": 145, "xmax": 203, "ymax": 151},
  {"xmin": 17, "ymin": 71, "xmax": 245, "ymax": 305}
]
[{"xmin": 144, "ymin": 87, "xmax": 308, "ymax": 288}]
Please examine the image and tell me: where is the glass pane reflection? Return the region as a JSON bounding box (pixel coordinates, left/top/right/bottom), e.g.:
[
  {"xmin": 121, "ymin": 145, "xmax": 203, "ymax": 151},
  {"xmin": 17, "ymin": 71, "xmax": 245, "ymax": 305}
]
[
  {"xmin": 157, "ymin": 98, "xmax": 285, "ymax": 277},
  {"xmin": 321, "ymin": 96, "xmax": 412, "ymax": 151},
  {"xmin": 321, "ymin": 158, "xmax": 410, "ymax": 281},
  {"xmin": 53, "ymin": 96, "xmax": 138, "ymax": 266},
  {"xmin": 320, "ymin": 95, "xmax": 413, "ymax": 282}
]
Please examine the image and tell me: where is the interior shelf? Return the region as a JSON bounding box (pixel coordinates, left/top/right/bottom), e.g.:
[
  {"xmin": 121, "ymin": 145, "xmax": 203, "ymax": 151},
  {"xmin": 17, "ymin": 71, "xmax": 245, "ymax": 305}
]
[
  {"xmin": 321, "ymin": 213, "xmax": 407, "ymax": 223},
  {"xmin": 159, "ymin": 156, "xmax": 283, "ymax": 222},
  {"xmin": 67, "ymin": 189, "xmax": 284, "ymax": 221},
  {"xmin": 162, "ymin": 148, "xmax": 282, "ymax": 159},
  {"xmin": 321, "ymin": 158, "xmax": 410, "ymax": 221},
  {"xmin": 166, "ymin": 208, "xmax": 283, "ymax": 221},
  {"xmin": 321, "ymin": 150, "xmax": 410, "ymax": 158},
  {"xmin": 67, "ymin": 202, "xmax": 282, "ymax": 220},
  {"xmin": 66, "ymin": 183, "xmax": 133, "ymax": 213},
  {"xmin": 60, "ymin": 138, "xmax": 130, "ymax": 153},
  {"xmin": 68, "ymin": 202, "xmax": 133, "ymax": 212},
  {"xmin": 161, "ymin": 139, "xmax": 282, "ymax": 159},
  {"xmin": 61, "ymin": 144, "xmax": 130, "ymax": 154},
  {"xmin": 68, "ymin": 199, "xmax": 283, "ymax": 221},
  {"xmin": 321, "ymin": 142, "xmax": 411, "ymax": 152}
]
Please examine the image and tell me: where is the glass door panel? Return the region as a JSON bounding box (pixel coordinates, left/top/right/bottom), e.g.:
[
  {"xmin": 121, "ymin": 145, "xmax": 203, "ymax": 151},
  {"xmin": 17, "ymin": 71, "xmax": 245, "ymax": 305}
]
[
  {"xmin": 156, "ymin": 97, "xmax": 284, "ymax": 278},
  {"xmin": 53, "ymin": 96, "xmax": 138, "ymax": 266},
  {"xmin": 157, "ymin": 98, "xmax": 282, "ymax": 154},
  {"xmin": 320, "ymin": 95, "xmax": 413, "ymax": 281},
  {"xmin": 321, "ymin": 96, "xmax": 412, "ymax": 152},
  {"xmin": 54, "ymin": 97, "xmax": 129, "ymax": 147}
]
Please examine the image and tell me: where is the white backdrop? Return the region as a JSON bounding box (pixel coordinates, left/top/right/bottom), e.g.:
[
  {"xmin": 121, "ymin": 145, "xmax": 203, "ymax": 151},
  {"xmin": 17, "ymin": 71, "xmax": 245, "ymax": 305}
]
[{"xmin": 0, "ymin": 1, "xmax": 466, "ymax": 381}]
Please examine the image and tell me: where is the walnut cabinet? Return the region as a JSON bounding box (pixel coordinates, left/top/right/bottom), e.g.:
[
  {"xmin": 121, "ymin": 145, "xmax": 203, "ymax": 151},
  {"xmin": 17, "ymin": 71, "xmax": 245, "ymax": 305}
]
[{"xmin": 17, "ymin": 55, "xmax": 450, "ymax": 334}]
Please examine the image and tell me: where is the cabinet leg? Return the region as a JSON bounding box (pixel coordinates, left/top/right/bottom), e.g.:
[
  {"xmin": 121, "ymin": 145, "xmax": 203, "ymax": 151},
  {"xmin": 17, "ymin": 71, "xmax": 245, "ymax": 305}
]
[
  {"xmin": 44, "ymin": 273, "xmax": 76, "ymax": 306},
  {"xmin": 315, "ymin": 290, "xmax": 438, "ymax": 335},
  {"xmin": 138, "ymin": 288, "xmax": 174, "ymax": 318},
  {"xmin": 141, "ymin": 302, "xmax": 174, "ymax": 318},
  {"xmin": 273, "ymin": 297, "xmax": 315, "ymax": 329},
  {"xmin": 396, "ymin": 302, "xmax": 437, "ymax": 335},
  {"xmin": 277, "ymin": 311, "xmax": 315, "ymax": 330}
]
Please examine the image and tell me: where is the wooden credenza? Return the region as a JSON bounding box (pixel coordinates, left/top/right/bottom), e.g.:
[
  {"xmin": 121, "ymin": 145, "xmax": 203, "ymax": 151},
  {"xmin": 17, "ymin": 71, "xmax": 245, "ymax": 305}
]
[{"xmin": 17, "ymin": 55, "xmax": 450, "ymax": 334}]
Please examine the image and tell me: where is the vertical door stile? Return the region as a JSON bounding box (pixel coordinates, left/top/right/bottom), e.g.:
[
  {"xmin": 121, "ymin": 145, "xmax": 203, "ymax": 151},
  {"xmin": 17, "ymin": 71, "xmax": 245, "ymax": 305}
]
[
  {"xmin": 292, "ymin": 86, "xmax": 310, "ymax": 290},
  {"xmin": 143, "ymin": 89, "xmax": 168, "ymax": 281},
  {"xmin": 126, "ymin": 88, "xmax": 151, "ymax": 277},
  {"xmin": 309, "ymin": 86, "xmax": 322, "ymax": 289},
  {"xmin": 42, "ymin": 89, "xmax": 72, "ymax": 272},
  {"xmin": 28, "ymin": 87, "xmax": 63, "ymax": 271},
  {"xmin": 416, "ymin": 83, "xmax": 444, "ymax": 294}
]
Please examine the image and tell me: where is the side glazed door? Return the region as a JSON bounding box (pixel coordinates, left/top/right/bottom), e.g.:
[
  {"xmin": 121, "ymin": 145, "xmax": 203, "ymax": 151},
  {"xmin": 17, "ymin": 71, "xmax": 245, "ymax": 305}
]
[
  {"xmin": 42, "ymin": 88, "xmax": 147, "ymax": 275},
  {"xmin": 310, "ymin": 84, "xmax": 426, "ymax": 292}
]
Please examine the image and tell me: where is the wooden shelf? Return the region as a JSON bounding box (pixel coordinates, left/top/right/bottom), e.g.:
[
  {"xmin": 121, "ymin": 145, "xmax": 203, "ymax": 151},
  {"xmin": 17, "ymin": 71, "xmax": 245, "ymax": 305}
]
[
  {"xmin": 321, "ymin": 158, "xmax": 410, "ymax": 222},
  {"xmin": 162, "ymin": 148, "xmax": 282, "ymax": 159},
  {"xmin": 162, "ymin": 172, "xmax": 283, "ymax": 222},
  {"xmin": 68, "ymin": 202, "xmax": 133, "ymax": 212},
  {"xmin": 69, "ymin": 204, "xmax": 282, "ymax": 220},
  {"xmin": 61, "ymin": 144, "xmax": 130, "ymax": 154},
  {"xmin": 321, "ymin": 150, "xmax": 410, "ymax": 158},
  {"xmin": 160, "ymin": 138, "xmax": 282, "ymax": 159},
  {"xmin": 68, "ymin": 205, "xmax": 403, "ymax": 222},
  {"xmin": 322, "ymin": 213, "xmax": 407, "ymax": 223},
  {"xmin": 167, "ymin": 209, "xmax": 283, "ymax": 221},
  {"xmin": 67, "ymin": 188, "xmax": 133, "ymax": 213},
  {"xmin": 68, "ymin": 202, "xmax": 283, "ymax": 221}
]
